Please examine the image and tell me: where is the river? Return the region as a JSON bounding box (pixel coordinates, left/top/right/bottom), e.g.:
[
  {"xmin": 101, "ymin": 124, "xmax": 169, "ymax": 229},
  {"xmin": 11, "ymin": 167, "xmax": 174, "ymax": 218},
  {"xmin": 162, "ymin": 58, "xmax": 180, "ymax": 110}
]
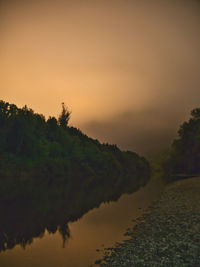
[{"xmin": 0, "ymin": 179, "xmax": 164, "ymax": 267}]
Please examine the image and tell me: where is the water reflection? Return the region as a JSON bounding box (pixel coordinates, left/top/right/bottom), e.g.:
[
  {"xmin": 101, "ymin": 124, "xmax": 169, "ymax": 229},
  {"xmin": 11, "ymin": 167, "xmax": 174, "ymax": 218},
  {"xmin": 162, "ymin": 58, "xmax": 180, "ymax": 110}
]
[
  {"xmin": 0, "ymin": 177, "xmax": 164, "ymax": 267},
  {"xmin": 0, "ymin": 174, "xmax": 148, "ymax": 253}
]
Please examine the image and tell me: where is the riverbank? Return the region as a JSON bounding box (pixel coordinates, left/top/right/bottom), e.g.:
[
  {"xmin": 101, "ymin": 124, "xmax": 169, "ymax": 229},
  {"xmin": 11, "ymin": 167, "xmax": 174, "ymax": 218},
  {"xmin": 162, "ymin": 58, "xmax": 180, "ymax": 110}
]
[{"xmin": 96, "ymin": 177, "xmax": 200, "ymax": 266}]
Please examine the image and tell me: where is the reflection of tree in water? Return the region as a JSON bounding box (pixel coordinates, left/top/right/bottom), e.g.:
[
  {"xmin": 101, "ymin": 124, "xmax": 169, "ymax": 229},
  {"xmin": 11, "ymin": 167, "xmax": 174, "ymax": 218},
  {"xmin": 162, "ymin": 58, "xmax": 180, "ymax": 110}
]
[
  {"xmin": 58, "ymin": 224, "xmax": 71, "ymax": 248},
  {"xmin": 0, "ymin": 173, "xmax": 148, "ymax": 253},
  {"xmin": 0, "ymin": 221, "xmax": 70, "ymax": 251}
]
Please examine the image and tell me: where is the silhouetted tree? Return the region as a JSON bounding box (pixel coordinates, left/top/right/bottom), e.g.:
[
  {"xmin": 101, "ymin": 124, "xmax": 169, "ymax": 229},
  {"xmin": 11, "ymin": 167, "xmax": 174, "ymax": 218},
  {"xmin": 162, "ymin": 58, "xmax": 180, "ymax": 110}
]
[
  {"xmin": 164, "ymin": 107, "xmax": 200, "ymax": 180},
  {"xmin": 58, "ymin": 103, "xmax": 71, "ymax": 129}
]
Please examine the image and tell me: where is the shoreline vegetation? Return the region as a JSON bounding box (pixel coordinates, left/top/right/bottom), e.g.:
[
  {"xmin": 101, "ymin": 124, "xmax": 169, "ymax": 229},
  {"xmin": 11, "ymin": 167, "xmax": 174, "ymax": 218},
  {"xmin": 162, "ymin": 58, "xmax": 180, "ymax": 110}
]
[{"xmin": 0, "ymin": 100, "xmax": 149, "ymax": 183}]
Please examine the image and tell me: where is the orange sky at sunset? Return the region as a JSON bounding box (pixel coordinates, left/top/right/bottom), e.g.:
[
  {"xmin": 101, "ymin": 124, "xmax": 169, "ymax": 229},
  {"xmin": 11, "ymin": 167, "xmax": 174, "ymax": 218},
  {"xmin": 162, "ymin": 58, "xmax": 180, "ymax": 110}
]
[{"xmin": 1, "ymin": 0, "xmax": 200, "ymax": 154}]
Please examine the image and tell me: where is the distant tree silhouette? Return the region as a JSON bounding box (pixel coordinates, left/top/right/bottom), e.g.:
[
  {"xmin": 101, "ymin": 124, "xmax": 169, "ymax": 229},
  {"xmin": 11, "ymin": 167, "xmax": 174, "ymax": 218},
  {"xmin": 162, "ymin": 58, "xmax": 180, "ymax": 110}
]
[
  {"xmin": 58, "ymin": 103, "xmax": 71, "ymax": 129},
  {"xmin": 164, "ymin": 107, "xmax": 200, "ymax": 180}
]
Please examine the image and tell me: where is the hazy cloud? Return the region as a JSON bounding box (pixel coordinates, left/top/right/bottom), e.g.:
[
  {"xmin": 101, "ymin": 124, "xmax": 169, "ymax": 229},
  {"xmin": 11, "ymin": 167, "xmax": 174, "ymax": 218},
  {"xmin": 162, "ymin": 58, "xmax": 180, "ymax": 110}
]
[
  {"xmin": 1, "ymin": 0, "xmax": 200, "ymax": 154},
  {"xmin": 83, "ymin": 107, "xmax": 187, "ymax": 155}
]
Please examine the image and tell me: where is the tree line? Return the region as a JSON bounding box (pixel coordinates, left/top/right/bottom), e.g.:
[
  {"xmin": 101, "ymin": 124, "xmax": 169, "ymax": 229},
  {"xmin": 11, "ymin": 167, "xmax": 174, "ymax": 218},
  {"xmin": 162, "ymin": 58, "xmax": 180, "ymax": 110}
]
[
  {"xmin": 0, "ymin": 100, "xmax": 150, "ymax": 199},
  {"xmin": 161, "ymin": 108, "xmax": 200, "ymax": 183}
]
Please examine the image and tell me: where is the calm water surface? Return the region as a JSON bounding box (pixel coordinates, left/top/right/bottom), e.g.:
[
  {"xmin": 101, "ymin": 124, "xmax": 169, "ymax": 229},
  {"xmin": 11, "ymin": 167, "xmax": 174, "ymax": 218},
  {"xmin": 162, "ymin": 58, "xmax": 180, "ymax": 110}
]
[{"xmin": 0, "ymin": 180, "xmax": 163, "ymax": 267}]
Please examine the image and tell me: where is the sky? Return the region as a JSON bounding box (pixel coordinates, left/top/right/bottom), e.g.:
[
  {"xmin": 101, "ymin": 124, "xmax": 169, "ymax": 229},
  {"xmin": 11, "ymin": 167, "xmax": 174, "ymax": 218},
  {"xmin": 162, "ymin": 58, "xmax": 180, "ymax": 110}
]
[{"xmin": 1, "ymin": 0, "xmax": 200, "ymax": 155}]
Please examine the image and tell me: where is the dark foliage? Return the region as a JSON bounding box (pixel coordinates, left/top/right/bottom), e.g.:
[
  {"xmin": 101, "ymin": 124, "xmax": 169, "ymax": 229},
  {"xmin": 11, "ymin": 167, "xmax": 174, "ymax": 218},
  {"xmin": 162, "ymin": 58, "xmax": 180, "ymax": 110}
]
[
  {"xmin": 0, "ymin": 100, "xmax": 149, "ymax": 183},
  {"xmin": 58, "ymin": 102, "xmax": 71, "ymax": 129},
  {"xmin": 163, "ymin": 108, "xmax": 200, "ymax": 182}
]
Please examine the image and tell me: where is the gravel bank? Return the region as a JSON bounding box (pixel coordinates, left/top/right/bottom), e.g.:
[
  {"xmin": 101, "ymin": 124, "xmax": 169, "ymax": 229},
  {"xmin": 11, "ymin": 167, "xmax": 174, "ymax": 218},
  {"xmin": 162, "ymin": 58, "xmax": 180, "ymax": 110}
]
[{"xmin": 95, "ymin": 177, "xmax": 200, "ymax": 266}]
